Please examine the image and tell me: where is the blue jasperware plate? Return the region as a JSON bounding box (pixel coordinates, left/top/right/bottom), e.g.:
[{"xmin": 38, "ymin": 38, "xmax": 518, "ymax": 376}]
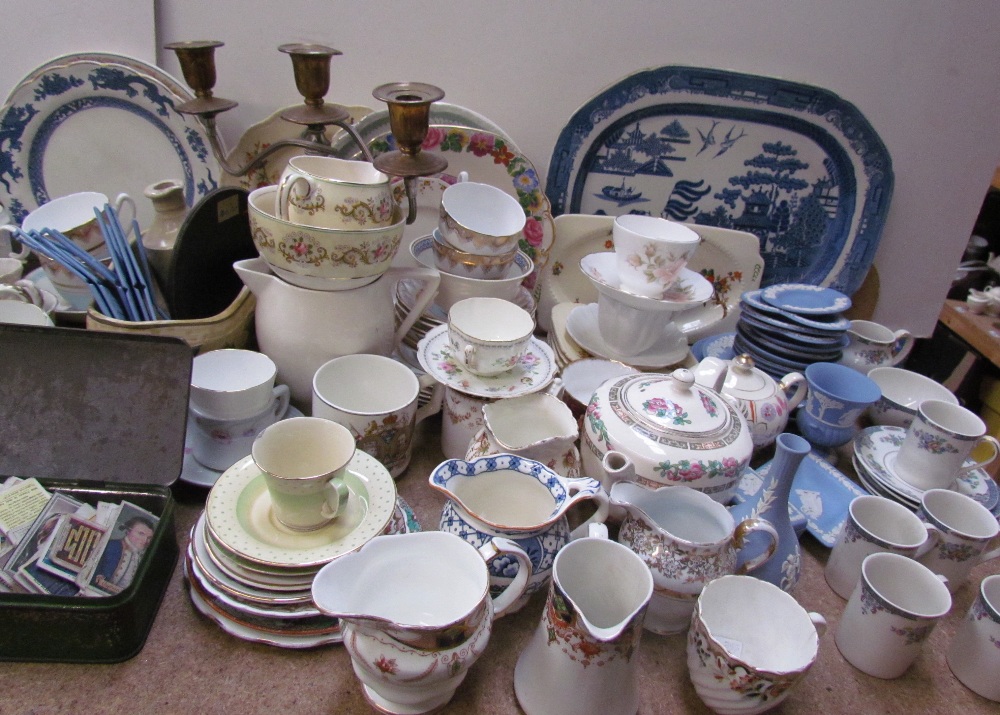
[
  {"xmin": 0, "ymin": 53, "xmax": 220, "ymax": 228},
  {"xmin": 546, "ymin": 66, "xmax": 894, "ymax": 296}
]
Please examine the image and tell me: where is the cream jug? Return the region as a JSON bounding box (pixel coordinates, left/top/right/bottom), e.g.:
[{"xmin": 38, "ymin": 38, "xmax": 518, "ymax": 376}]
[
  {"xmin": 312, "ymin": 531, "xmax": 530, "ymax": 714},
  {"xmin": 514, "ymin": 531, "xmax": 653, "ymax": 715},
  {"xmin": 466, "ymin": 391, "xmax": 581, "ymax": 477},
  {"xmin": 838, "ymin": 319, "xmax": 915, "ymax": 374},
  {"xmin": 430, "ymin": 454, "xmax": 610, "ymax": 610},
  {"xmin": 610, "ymin": 481, "xmax": 778, "ymax": 634},
  {"xmin": 234, "ymin": 257, "xmax": 439, "ymax": 408}
]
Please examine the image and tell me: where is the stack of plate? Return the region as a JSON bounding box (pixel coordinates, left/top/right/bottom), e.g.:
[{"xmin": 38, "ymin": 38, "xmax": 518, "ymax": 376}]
[
  {"xmin": 852, "ymin": 425, "xmax": 1000, "ymax": 521},
  {"xmin": 734, "ymin": 284, "xmax": 852, "ymax": 379},
  {"xmin": 184, "ymin": 451, "xmax": 414, "ymax": 648}
]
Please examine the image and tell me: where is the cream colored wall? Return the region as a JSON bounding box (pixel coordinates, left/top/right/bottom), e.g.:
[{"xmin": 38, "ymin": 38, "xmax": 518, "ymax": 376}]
[{"xmin": 5, "ymin": 0, "xmax": 1000, "ymax": 336}]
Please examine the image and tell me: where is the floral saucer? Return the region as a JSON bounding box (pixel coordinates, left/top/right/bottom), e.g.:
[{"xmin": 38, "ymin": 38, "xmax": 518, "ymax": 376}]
[
  {"xmin": 205, "ymin": 451, "xmax": 396, "ymax": 569},
  {"xmin": 565, "ymin": 303, "xmax": 689, "ymax": 368},
  {"xmin": 853, "ymin": 426, "xmax": 1000, "ymax": 510},
  {"xmin": 416, "ymin": 323, "xmax": 556, "ymax": 399},
  {"xmin": 760, "ymin": 283, "xmax": 852, "ymax": 315},
  {"xmin": 579, "ymin": 252, "xmax": 714, "ymax": 309}
]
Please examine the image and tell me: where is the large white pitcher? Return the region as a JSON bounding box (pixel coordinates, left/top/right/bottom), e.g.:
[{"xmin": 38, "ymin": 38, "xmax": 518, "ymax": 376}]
[
  {"xmin": 312, "ymin": 531, "xmax": 530, "ymax": 714},
  {"xmin": 234, "ymin": 257, "xmax": 439, "ymax": 409},
  {"xmin": 514, "ymin": 532, "xmax": 653, "ymax": 715}
]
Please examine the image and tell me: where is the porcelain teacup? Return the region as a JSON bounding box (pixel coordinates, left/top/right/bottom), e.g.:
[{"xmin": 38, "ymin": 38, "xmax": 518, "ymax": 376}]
[
  {"xmin": 438, "ymin": 179, "xmax": 526, "ymax": 256},
  {"xmin": 947, "ymin": 575, "xmax": 1000, "ymax": 701},
  {"xmin": 275, "ymin": 155, "xmax": 394, "ymax": 229},
  {"xmin": 612, "ymin": 214, "xmax": 700, "ymax": 298},
  {"xmin": 916, "ymin": 489, "xmax": 1000, "ymax": 592},
  {"xmin": 447, "ymin": 296, "xmax": 534, "ymax": 376},
  {"xmin": 190, "ymin": 349, "xmax": 284, "ymax": 421},
  {"xmin": 0, "ymin": 257, "xmax": 24, "ymax": 284},
  {"xmin": 188, "ymin": 390, "xmax": 290, "ymax": 472},
  {"xmin": 251, "ymin": 417, "xmax": 353, "ymax": 531}
]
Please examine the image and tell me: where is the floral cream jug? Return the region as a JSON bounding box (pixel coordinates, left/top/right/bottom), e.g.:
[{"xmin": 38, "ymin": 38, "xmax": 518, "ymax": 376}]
[
  {"xmin": 429, "ymin": 454, "xmax": 610, "ymax": 610},
  {"xmin": 311, "ymin": 531, "xmax": 530, "ymax": 714},
  {"xmin": 693, "ymin": 354, "xmax": 807, "ymax": 448},
  {"xmin": 581, "ymin": 368, "xmax": 753, "ymax": 504},
  {"xmin": 609, "ymin": 481, "xmax": 778, "ymax": 635},
  {"xmin": 465, "ymin": 391, "xmax": 581, "ymax": 477},
  {"xmin": 838, "ymin": 319, "xmax": 915, "ymax": 374}
]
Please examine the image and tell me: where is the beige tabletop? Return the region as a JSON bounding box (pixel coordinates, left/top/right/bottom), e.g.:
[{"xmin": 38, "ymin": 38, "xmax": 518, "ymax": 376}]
[{"xmin": 1, "ymin": 415, "xmax": 998, "ymax": 715}]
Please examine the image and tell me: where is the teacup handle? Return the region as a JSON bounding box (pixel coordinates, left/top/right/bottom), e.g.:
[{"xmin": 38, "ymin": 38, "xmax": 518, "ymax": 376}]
[
  {"xmin": 914, "ymin": 522, "xmax": 943, "ymax": 560},
  {"xmin": 319, "ymin": 477, "xmax": 351, "ymax": 520},
  {"xmin": 111, "ymin": 193, "xmax": 138, "ymax": 239},
  {"xmin": 733, "ymin": 517, "xmax": 780, "ymax": 574},
  {"xmin": 0, "ymin": 224, "xmax": 31, "ymax": 260},
  {"xmin": 778, "ymin": 372, "xmax": 808, "ymax": 411},
  {"xmin": 275, "ymin": 170, "xmax": 310, "ymax": 221},
  {"xmin": 461, "ymin": 344, "xmax": 478, "ymax": 371},
  {"xmin": 414, "ymin": 373, "xmax": 443, "ymax": 424},
  {"xmin": 959, "ymin": 436, "xmax": 1000, "ymax": 475},
  {"xmin": 808, "ymin": 612, "xmax": 828, "ymax": 639},
  {"xmin": 270, "ymin": 384, "xmax": 291, "ymax": 421},
  {"xmin": 478, "ymin": 536, "xmax": 532, "ymax": 619}
]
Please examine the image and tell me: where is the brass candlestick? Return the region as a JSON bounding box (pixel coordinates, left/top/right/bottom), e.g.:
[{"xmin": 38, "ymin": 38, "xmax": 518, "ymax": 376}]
[
  {"xmin": 372, "ymin": 82, "xmax": 448, "ymax": 224},
  {"xmin": 164, "ymin": 40, "xmax": 372, "ymax": 177}
]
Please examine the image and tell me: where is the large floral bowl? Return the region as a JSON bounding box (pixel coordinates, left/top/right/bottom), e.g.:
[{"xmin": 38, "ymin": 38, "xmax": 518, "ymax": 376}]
[
  {"xmin": 248, "ymin": 185, "xmax": 404, "ymax": 291},
  {"xmin": 580, "ymin": 368, "xmax": 753, "ymax": 504}
]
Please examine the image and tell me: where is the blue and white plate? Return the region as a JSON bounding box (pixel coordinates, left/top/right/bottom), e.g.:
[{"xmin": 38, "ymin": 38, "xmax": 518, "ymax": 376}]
[
  {"xmin": 0, "ymin": 53, "xmax": 221, "ymax": 228},
  {"xmin": 760, "ymin": 284, "xmax": 852, "ymax": 316},
  {"xmin": 691, "ymin": 332, "xmax": 736, "ymax": 361},
  {"xmin": 742, "ymin": 290, "xmax": 851, "ymax": 332},
  {"xmin": 739, "ymin": 315, "xmax": 851, "ymax": 348},
  {"xmin": 546, "ymin": 65, "xmax": 894, "ymax": 297},
  {"xmin": 737, "ymin": 451, "xmax": 869, "ymax": 547},
  {"xmin": 738, "ymin": 323, "xmax": 843, "ymax": 362},
  {"xmin": 738, "ymin": 303, "xmax": 847, "ymax": 339}
]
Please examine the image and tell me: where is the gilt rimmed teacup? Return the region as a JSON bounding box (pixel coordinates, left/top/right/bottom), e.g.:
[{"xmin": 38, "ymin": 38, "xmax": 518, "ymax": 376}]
[
  {"xmin": 447, "ymin": 297, "xmax": 534, "ymax": 376},
  {"xmin": 916, "ymin": 488, "xmax": 1000, "ymax": 592},
  {"xmin": 275, "ymin": 155, "xmax": 393, "ymax": 230},
  {"xmin": 947, "ymin": 574, "xmax": 1000, "ymax": 701}
]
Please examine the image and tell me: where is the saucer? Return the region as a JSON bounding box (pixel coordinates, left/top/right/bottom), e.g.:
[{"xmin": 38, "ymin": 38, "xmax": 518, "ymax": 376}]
[
  {"xmin": 742, "ymin": 290, "xmax": 851, "ymax": 332},
  {"xmin": 205, "ymin": 451, "xmax": 396, "ymax": 569},
  {"xmin": 690, "ymin": 332, "xmax": 736, "ymax": 362},
  {"xmin": 416, "ymin": 324, "xmax": 557, "ymax": 399},
  {"xmin": 180, "ymin": 406, "xmax": 304, "ymax": 488},
  {"xmin": 760, "ymin": 283, "xmax": 852, "ymax": 315},
  {"xmin": 853, "ymin": 426, "xmax": 999, "ymax": 510},
  {"xmin": 579, "ymin": 251, "xmax": 714, "ymax": 309},
  {"xmin": 738, "ymin": 450, "xmax": 868, "ymax": 547},
  {"xmin": 565, "ymin": 303, "xmax": 689, "ymax": 368}
]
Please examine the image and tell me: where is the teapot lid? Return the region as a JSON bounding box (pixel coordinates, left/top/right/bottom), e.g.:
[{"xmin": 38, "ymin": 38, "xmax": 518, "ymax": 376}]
[
  {"xmin": 721, "ymin": 354, "xmax": 776, "ymax": 399},
  {"xmin": 610, "ymin": 368, "xmax": 734, "ymax": 440}
]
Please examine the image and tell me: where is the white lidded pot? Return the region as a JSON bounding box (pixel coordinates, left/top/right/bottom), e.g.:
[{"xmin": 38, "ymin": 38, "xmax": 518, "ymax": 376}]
[{"xmin": 580, "ymin": 368, "xmax": 753, "ymax": 504}]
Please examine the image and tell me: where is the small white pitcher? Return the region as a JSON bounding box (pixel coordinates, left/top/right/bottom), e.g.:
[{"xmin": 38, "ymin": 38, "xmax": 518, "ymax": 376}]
[{"xmin": 839, "ymin": 319, "xmax": 915, "ymax": 374}]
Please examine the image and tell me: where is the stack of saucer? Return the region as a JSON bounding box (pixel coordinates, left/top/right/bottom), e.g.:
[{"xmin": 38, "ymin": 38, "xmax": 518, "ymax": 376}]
[
  {"xmin": 852, "ymin": 425, "xmax": 1000, "ymax": 519},
  {"xmin": 735, "ymin": 284, "xmax": 852, "ymax": 379},
  {"xmin": 184, "ymin": 451, "xmax": 413, "ymax": 648}
]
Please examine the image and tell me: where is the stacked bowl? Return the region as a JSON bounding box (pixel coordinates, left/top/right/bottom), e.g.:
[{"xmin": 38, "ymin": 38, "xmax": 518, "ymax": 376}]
[
  {"xmin": 734, "ymin": 283, "xmax": 852, "ymax": 379},
  {"xmin": 398, "ymin": 177, "xmax": 535, "ymax": 367}
]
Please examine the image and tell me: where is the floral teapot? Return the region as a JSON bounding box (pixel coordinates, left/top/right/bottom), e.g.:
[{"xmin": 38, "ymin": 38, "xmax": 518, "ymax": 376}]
[
  {"xmin": 692, "ymin": 354, "xmax": 807, "ymax": 449},
  {"xmin": 580, "ymin": 368, "xmax": 753, "ymax": 504}
]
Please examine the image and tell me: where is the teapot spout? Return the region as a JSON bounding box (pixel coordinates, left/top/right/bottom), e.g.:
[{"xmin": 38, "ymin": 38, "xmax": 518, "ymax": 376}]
[{"xmin": 601, "ymin": 450, "xmax": 635, "ymax": 487}]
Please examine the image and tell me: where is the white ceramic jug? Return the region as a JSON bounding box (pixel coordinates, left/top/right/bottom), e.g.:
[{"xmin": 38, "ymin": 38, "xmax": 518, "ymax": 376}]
[
  {"xmin": 514, "ymin": 531, "xmax": 653, "ymax": 715},
  {"xmin": 234, "ymin": 257, "xmax": 439, "ymax": 409},
  {"xmin": 839, "ymin": 319, "xmax": 915, "ymax": 374}
]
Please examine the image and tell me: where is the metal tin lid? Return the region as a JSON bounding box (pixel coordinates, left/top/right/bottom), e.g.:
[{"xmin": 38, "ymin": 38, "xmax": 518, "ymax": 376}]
[{"xmin": 0, "ymin": 324, "xmax": 191, "ymax": 486}]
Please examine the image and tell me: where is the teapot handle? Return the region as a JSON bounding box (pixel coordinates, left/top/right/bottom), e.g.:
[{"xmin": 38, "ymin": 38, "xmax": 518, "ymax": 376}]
[
  {"xmin": 732, "ymin": 517, "xmax": 780, "ymax": 574},
  {"xmin": 478, "ymin": 537, "xmax": 532, "ymax": 619},
  {"xmin": 778, "ymin": 372, "xmax": 808, "ymax": 411}
]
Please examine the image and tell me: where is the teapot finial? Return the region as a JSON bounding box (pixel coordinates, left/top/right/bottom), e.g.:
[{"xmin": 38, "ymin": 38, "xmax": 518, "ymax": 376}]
[
  {"xmin": 670, "ymin": 368, "xmax": 696, "ymax": 393},
  {"xmin": 732, "ymin": 353, "xmax": 755, "ymax": 374}
]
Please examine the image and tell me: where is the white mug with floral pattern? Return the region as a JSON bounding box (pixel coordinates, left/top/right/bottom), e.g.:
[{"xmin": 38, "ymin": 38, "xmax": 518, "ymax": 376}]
[
  {"xmin": 893, "ymin": 399, "xmax": 1000, "ymax": 491},
  {"xmin": 835, "ymin": 552, "xmax": 951, "ymax": 679},
  {"xmin": 916, "ymin": 489, "xmax": 1000, "ymax": 593}
]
